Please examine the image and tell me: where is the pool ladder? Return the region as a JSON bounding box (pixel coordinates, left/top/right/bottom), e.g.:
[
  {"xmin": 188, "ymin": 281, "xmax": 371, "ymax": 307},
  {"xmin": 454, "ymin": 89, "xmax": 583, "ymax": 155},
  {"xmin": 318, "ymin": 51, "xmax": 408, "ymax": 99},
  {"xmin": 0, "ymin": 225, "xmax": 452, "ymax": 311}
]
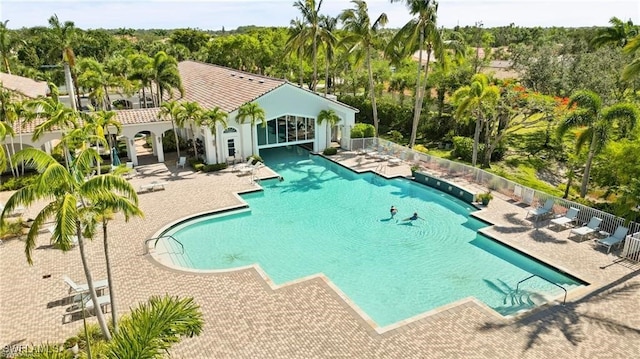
[
  {"xmin": 516, "ymin": 274, "xmax": 567, "ymax": 305},
  {"xmin": 144, "ymin": 235, "xmax": 184, "ymax": 255}
]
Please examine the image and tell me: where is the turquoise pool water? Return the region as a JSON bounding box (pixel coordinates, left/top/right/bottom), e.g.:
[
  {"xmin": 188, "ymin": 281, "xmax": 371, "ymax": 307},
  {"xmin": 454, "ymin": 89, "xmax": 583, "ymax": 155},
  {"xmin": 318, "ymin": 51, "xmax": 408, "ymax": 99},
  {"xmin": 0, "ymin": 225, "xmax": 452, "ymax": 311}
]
[{"xmin": 160, "ymin": 146, "xmax": 585, "ymax": 327}]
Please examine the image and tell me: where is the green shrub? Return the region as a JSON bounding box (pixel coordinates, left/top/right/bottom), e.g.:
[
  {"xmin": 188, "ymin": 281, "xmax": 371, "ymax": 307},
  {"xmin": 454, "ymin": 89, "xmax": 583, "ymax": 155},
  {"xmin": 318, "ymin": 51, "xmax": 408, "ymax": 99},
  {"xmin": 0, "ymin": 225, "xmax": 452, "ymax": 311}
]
[
  {"xmin": 188, "ymin": 157, "xmax": 204, "ymax": 169},
  {"xmin": 323, "ymin": 147, "xmax": 338, "ymax": 155},
  {"xmin": 193, "ymin": 163, "xmax": 205, "ymax": 171},
  {"xmin": 248, "ymin": 155, "xmax": 263, "ymax": 164},
  {"xmin": 350, "ymin": 123, "xmax": 375, "ymax": 138},
  {"xmin": 0, "ymin": 175, "xmax": 37, "ymax": 191},
  {"xmin": 451, "ymin": 136, "xmax": 506, "ymax": 162},
  {"xmin": 202, "ymin": 163, "xmax": 228, "ymax": 172}
]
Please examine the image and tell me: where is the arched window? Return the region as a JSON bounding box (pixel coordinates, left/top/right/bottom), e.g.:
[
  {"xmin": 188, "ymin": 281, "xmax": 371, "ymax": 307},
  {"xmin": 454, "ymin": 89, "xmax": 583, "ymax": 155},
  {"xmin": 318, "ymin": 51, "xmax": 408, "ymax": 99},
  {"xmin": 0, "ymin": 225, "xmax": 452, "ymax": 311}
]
[{"xmin": 223, "ymin": 127, "xmax": 238, "ymax": 134}]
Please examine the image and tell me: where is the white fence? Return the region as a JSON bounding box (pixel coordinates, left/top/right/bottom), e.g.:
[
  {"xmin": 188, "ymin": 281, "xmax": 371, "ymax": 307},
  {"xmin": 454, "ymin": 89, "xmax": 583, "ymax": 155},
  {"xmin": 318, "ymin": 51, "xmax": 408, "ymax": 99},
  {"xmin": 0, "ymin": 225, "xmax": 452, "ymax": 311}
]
[
  {"xmin": 349, "ymin": 137, "xmax": 640, "ymax": 260},
  {"xmin": 622, "ymin": 233, "xmax": 640, "ymax": 262}
]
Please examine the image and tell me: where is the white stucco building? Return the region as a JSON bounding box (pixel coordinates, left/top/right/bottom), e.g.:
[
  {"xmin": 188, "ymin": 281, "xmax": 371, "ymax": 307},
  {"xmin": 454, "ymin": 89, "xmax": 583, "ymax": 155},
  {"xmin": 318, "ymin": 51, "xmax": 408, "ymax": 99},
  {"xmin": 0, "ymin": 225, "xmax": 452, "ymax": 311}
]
[{"xmin": 3, "ymin": 61, "xmax": 358, "ymax": 166}]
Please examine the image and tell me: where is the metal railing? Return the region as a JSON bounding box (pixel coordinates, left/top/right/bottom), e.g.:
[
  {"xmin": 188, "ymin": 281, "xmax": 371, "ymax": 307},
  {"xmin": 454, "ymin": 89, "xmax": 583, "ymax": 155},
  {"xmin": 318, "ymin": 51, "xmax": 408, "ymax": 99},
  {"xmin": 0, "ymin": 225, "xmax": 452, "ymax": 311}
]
[
  {"xmin": 349, "ymin": 137, "xmax": 640, "ymax": 237},
  {"xmin": 144, "ymin": 235, "xmax": 184, "ymax": 255},
  {"xmin": 622, "ymin": 232, "xmax": 640, "ymax": 262},
  {"xmin": 516, "ymin": 274, "xmax": 568, "ymax": 305}
]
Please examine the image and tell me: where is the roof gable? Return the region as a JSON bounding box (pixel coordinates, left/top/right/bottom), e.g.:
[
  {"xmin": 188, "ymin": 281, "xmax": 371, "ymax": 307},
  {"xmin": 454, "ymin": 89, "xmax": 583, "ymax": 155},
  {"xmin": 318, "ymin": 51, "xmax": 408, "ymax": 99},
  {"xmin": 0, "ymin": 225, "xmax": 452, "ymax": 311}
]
[
  {"xmin": 178, "ymin": 61, "xmax": 285, "ymax": 113},
  {"xmin": 0, "ymin": 72, "xmax": 49, "ymax": 99}
]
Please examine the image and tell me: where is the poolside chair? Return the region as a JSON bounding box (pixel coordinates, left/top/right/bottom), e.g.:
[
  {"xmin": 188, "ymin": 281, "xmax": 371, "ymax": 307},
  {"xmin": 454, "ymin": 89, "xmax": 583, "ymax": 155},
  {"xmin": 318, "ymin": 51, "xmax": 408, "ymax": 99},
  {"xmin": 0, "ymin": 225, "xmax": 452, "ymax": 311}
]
[
  {"xmin": 239, "ymin": 161, "xmax": 263, "ymax": 175},
  {"xmin": 63, "ymin": 294, "xmax": 111, "ymax": 324},
  {"xmin": 0, "ymin": 202, "xmax": 25, "ymax": 216},
  {"xmin": 48, "ymin": 225, "xmax": 79, "ymax": 247},
  {"xmin": 595, "ymin": 225, "xmax": 628, "ymax": 253},
  {"xmin": 548, "ymin": 207, "xmax": 580, "ymax": 230},
  {"xmin": 525, "ymin": 198, "xmax": 555, "ymax": 221},
  {"xmin": 233, "ymin": 158, "xmax": 253, "ymax": 172},
  {"xmin": 568, "ymin": 217, "xmax": 602, "ymax": 241},
  {"xmin": 63, "ymin": 275, "xmax": 109, "ymax": 295},
  {"xmin": 176, "ymin": 156, "xmax": 186, "ymax": 169}
]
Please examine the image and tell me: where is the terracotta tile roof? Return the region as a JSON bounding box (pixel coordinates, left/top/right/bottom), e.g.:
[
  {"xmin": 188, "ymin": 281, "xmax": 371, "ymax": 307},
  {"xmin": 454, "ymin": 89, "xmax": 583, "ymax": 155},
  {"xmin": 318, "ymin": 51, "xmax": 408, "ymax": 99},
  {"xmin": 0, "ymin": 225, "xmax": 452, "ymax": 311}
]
[
  {"xmin": 17, "ymin": 108, "xmax": 166, "ymax": 134},
  {"xmin": 0, "ymin": 72, "xmax": 49, "ymax": 99},
  {"xmin": 113, "ymin": 107, "xmax": 163, "ymax": 125},
  {"xmin": 177, "ymin": 61, "xmax": 285, "ymax": 112}
]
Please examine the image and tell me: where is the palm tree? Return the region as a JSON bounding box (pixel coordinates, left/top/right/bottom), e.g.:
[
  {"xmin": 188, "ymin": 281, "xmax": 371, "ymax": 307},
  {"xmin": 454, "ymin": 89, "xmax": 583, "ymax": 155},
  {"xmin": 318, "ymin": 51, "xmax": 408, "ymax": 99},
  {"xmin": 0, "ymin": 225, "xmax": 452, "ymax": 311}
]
[
  {"xmin": 236, "ymin": 102, "xmax": 266, "ymax": 156},
  {"xmin": 388, "ymin": 0, "xmax": 444, "ymax": 148},
  {"xmin": 340, "ymin": 0, "xmax": 388, "ymax": 137},
  {"xmin": 319, "ymin": 15, "xmax": 338, "ymax": 95},
  {"xmin": 317, "ymin": 109, "xmax": 341, "ymax": 146},
  {"xmin": 158, "ymin": 100, "xmax": 183, "ymax": 158},
  {"xmin": 0, "ymin": 20, "xmax": 12, "ymax": 74},
  {"xmin": 557, "ymin": 90, "xmax": 639, "ymax": 198},
  {"xmin": 128, "ymin": 53, "xmax": 154, "ymax": 108},
  {"xmin": 591, "ymin": 17, "xmax": 638, "ymax": 48},
  {"xmin": 77, "ymin": 58, "xmax": 121, "ymax": 110},
  {"xmin": 293, "ymin": 0, "xmax": 325, "ymax": 91},
  {"xmin": 1, "ymin": 147, "xmax": 140, "ymax": 340},
  {"xmin": 150, "ymin": 51, "xmax": 184, "ymax": 106},
  {"xmin": 27, "ymin": 91, "xmax": 79, "ymax": 170},
  {"xmin": 200, "ymin": 107, "xmax": 228, "ymax": 163},
  {"xmin": 87, "ymin": 110, "xmax": 122, "ymax": 169},
  {"xmin": 622, "ymin": 34, "xmax": 640, "ymax": 81},
  {"xmin": 451, "ymin": 73, "xmax": 500, "ymax": 167},
  {"xmin": 84, "ymin": 197, "xmax": 143, "ymax": 334},
  {"xmin": 284, "ymin": 18, "xmax": 309, "ymax": 87},
  {"xmin": 179, "ymin": 101, "xmax": 204, "ymax": 159},
  {"xmin": 48, "ymin": 14, "xmax": 82, "ymax": 111},
  {"xmin": 4, "ymin": 97, "xmax": 36, "ymax": 175}
]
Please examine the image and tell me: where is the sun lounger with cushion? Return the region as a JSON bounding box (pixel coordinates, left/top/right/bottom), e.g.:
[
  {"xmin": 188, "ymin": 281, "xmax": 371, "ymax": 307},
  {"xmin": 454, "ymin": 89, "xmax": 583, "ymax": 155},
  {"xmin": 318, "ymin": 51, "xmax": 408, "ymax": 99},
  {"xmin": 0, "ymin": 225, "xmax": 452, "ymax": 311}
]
[
  {"xmin": 526, "ymin": 198, "xmax": 555, "ymax": 221},
  {"xmin": 548, "ymin": 207, "xmax": 580, "ymax": 229},
  {"xmin": 595, "ymin": 225, "xmax": 628, "ymax": 253},
  {"xmin": 569, "ymin": 217, "xmax": 602, "ymax": 241}
]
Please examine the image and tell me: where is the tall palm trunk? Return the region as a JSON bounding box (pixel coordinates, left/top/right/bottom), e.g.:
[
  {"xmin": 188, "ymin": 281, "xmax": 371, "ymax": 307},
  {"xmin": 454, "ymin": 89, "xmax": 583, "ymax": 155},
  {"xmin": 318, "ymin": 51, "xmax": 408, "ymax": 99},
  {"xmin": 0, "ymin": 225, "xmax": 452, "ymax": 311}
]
[
  {"xmin": 141, "ymin": 88, "xmax": 148, "ymax": 109},
  {"xmin": 411, "ymin": 45, "xmax": 433, "ymax": 148},
  {"xmin": 563, "ymin": 167, "xmax": 575, "ymax": 199},
  {"xmin": 71, "ymin": 71, "xmax": 83, "ymax": 111},
  {"xmin": 471, "ymin": 111, "xmax": 482, "ymax": 167},
  {"xmin": 580, "ymin": 133, "xmax": 598, "ymax": 198},
  {"xmin": 409, "ymin": 31, "xmax": 425, "ymax": 148},
  {"xmin": 298, "ymin": 48, "xmax": 304, "ymax": 87},
  {"xmin": 324, "ymin": 60, "xmax": 330, "ymax": 96},
  {"xmin": 191, "ymin": 125, "xmax": 198, "ymax": 159},
  {"xmin": 172, "ymin": 120, "xmax": 181, "ymax": 158},
  {"xmin": 102, "ymin": 219, "xmax": 118, "ymax": 333},
  {"xmin": 312, "ymin": 32, "xmax": 318, "ymax": 91},
  {"xmin": 4, "ymin": 144, "xmax": 16, "ymax": 177},
  {"xmin": 366, "ymin": 48, "xmax": 379, "ymax": 137},
  {"xmin": 76, "ymin": 220, "xmax": 112, "ymax": 340},
  {"xmin": 63, "ymin": 63, "xmax": 77, "ymax": 111}
]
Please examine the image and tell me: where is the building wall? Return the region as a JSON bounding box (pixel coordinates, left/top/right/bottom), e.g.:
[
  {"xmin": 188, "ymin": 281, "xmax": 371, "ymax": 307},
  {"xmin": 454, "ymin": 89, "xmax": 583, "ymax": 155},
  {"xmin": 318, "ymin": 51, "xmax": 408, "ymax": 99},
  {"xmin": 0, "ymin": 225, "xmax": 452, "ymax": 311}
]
[{"xmin": 220, "ymin": 83, "xmax": 356, "ymax": 158}]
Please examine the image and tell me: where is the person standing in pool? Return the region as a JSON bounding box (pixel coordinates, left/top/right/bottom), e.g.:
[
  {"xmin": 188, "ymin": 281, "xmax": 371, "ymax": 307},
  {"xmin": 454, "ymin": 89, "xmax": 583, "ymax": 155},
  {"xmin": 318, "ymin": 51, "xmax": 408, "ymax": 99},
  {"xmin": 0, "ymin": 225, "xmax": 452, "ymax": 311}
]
[{"xmin": 390, "ymin": 206, "xmax": 398, "ymax": 218}]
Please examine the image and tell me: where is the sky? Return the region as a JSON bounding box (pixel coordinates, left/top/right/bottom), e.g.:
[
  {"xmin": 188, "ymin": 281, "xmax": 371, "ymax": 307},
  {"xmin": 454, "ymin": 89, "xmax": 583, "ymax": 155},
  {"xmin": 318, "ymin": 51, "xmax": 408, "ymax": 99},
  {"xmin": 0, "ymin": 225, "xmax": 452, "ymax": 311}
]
[{"xmin": 1, "ymin": 0, "xmax": 639, "ymax": 31}]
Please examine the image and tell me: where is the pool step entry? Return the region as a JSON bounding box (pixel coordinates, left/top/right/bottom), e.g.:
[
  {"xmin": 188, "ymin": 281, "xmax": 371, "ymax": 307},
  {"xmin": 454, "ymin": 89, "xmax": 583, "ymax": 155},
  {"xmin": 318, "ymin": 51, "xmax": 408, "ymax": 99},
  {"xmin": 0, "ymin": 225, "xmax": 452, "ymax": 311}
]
[
  {"xmin": 516, "ymin": 274, "xmax": 567, "ymax": 305},
  {"xmin": 145, "ymin": 235, "xmax": 194, "ymax": 268}
]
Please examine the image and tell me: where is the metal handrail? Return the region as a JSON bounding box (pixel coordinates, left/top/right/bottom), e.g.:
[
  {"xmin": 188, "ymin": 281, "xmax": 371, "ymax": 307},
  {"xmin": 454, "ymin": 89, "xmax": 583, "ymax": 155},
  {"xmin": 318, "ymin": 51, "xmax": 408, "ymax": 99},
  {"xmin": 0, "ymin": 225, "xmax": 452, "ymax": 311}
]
[
  {"xmin": 144, "ymin": 235, "xmax": 184, "ymax": 254},
  {"xmin": 516, "ymin": 274, "xmax": 567, "ymax": 305}
]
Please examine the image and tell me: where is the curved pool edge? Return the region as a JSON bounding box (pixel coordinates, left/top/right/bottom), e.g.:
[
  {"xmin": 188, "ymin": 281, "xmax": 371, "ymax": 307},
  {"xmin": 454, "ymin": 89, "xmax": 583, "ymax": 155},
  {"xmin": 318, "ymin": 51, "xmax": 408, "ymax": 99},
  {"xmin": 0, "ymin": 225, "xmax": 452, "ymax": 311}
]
[{"xmin": 146, "ymin": 208, "xmax": 578, "ymax": 335}]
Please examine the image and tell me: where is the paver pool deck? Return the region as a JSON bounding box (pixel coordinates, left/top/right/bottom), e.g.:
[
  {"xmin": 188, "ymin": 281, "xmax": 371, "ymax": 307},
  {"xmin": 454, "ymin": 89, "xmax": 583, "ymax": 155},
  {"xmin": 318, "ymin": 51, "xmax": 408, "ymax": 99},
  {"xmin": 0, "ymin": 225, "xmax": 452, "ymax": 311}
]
[{"xmin": 1, "ymin": 150, "xmax": 640, "ymax": 358}]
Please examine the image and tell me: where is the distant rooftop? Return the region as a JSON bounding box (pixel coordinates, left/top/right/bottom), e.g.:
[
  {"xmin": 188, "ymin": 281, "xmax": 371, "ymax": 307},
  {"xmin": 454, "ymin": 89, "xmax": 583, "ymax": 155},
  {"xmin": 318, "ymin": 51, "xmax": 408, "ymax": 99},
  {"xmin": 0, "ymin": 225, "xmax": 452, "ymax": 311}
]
[{"xmin": 0, "ymin": 72, "xmax": 49, "ymax": 98}]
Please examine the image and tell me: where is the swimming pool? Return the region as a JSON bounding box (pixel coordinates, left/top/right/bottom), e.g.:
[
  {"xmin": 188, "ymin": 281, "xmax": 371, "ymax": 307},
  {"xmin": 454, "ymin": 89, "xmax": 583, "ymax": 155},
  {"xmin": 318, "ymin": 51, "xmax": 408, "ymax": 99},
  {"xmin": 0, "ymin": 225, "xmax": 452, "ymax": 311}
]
[{"xmin": 157, "ymin": 146, "xmax": 585, "ymax": 327}]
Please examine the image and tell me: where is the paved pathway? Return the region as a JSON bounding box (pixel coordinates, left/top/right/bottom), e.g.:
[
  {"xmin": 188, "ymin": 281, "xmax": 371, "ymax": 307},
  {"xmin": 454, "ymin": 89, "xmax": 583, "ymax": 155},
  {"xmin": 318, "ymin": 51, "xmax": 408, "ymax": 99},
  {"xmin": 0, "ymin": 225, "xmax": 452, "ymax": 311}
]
[{"xmin": 1, "ymin": 150, "xmax": 640, "ymax": 358}]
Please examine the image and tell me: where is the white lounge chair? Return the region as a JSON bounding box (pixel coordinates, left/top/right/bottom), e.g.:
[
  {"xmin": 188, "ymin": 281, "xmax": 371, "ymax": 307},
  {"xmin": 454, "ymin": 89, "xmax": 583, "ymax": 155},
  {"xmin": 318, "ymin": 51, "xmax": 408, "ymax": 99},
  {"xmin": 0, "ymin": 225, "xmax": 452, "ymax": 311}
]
[
  {"xmin": 0, "ymin": 202, "xmax": 25, "ymax": 216},
  {"xmin": 63, "ymin": 275, "xmax": 109, "ymax": 295},
  {"xmin": 595, "ymin": 225, "xmax": 628, "ymax": 253},
  {"xmin": 548, "ymin": 207, "xmax": 580, "ymax": 229},
  {"xmin": 239, "ymin": 161, "xmax": 263, "ymax": 175},
  {"xmin": 63, "ymin": 294, "xmax": 111, "ymax": 323},
  {"xmin": 48, "ymin": 226, "xmax": 79, "ymax": 247},
  {"xmin": 526, "ymin": 198, "xmax": 555, "ymax": 221},
  {"xmin": 569, "ymin": 217, "xmax": 602, "ymax": 241},
  {"xmin": 176, "ymin": 156, "xmax": 186, "ymax": 168},
  {"xmin": 233, "ymin": 158, "xmax": 253, "ymax": 171}
]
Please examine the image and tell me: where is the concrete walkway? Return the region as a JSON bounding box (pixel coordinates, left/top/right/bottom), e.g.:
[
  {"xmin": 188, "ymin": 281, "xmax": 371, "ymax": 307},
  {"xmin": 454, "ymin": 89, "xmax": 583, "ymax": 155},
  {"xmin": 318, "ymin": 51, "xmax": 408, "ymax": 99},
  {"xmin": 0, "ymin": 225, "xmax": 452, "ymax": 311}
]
[{"xmin": 1, "ymin": 151, "xmax": 639, "ymax": 358}]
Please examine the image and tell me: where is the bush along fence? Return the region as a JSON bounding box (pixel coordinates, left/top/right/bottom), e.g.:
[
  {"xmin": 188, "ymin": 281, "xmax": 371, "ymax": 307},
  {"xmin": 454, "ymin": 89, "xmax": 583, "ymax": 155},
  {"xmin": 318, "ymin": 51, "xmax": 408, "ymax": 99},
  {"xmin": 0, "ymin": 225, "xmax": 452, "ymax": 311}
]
[{"xmin": 349, "ymin": 137, "xmax": 640, "ymax": 255}]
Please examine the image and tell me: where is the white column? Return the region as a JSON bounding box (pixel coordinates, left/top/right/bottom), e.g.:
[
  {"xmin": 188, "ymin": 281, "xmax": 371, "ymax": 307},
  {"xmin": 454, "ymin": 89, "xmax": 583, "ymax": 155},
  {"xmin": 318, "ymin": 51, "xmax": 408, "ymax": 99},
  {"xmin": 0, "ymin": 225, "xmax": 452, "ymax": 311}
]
[
  {"xmin": 203, "ymin": 127, "xmax": 216, "ymax": 164},
  {"xmin": 129, "ymin": 138, "xmax": 139, "ymax": 166},
  {"xmin": 155, "ymin": 136, "xmax": 165, "ymax": 162}
]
